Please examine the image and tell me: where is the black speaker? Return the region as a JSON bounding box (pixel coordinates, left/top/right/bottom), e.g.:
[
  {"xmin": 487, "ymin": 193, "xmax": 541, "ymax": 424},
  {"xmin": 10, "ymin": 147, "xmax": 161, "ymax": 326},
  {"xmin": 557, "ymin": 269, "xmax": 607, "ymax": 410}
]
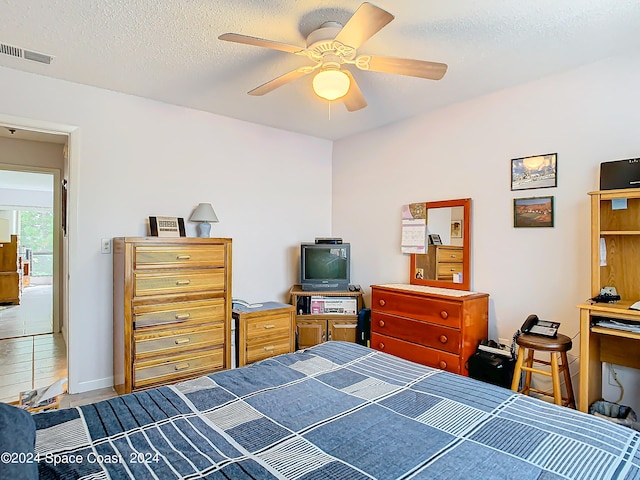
[{"xmin": 296, "ymin": 296, "xmax": 310, "ymax": 315}]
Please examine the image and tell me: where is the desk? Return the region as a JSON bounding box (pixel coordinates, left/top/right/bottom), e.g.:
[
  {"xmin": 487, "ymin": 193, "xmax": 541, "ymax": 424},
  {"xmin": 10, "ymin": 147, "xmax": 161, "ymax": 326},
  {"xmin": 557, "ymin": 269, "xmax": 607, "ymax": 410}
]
[{"xmin": 578, "ymin": 301, "xmax": 640, "ymax": 412}]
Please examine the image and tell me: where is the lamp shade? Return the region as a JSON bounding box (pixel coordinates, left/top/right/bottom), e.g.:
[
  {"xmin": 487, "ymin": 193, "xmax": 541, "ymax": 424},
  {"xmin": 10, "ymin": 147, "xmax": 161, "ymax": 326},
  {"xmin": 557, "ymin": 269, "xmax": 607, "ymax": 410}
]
[
  {"xmin": 190, "ymin": 203, "xmax": 219, "ymax": 223},
  {"xmin": 312, "ymin": 69, "xmax": 350, "ymax": 101}
]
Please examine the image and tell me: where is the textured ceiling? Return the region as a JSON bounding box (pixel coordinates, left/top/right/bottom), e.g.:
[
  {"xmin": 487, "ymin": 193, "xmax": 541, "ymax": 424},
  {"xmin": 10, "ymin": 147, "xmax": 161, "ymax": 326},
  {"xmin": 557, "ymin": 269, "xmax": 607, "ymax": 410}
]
[{"xmin": 1, "ymin": 0, "xmax": 639, "ymax": 140}]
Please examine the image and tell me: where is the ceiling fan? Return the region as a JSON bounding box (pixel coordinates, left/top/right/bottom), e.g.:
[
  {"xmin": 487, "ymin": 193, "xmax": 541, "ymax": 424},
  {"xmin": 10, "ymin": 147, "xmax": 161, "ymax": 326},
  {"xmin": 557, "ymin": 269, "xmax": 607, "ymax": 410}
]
[{"xmin": 218, "ymin": 2, "xmax": 447, "ymax": 112}]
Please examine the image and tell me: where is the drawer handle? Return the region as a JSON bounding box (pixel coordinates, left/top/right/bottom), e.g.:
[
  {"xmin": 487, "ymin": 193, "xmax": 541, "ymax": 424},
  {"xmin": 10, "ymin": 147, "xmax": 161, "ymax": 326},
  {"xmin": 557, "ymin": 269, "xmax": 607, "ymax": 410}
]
[
  {"xmin": 263, "ymin": 346, "xmax": 275, "ymax": 352},
  {"xmin": 439, "ymin": 361, "xmax": 447, "ymax": 369},
  {"xmin": 175, "ymin": 338, "xmax": 191, "ymax": 345},
  {"xmin": 378, "ymin": 320, "xmax": 385, "ymax": 327},
  {"xmin": 378, "ymin": 342, "xmax": 385, "ymax": 350},
  {"xmin": 176, "ymin": 280, "xmax": 191, "ymax": 286},
  {"xmin": 378, "ymin": 299, "xmax": 386, "ymax": 307},
  {"xmin": 440, "ymin": 310, "xmax": 448, "ymax": 319},
  {"xmin": 174, "ymin": 363, "xmax": 190, "ymax": 371},
  {"xmin": 263, "ymin": 324, "xmax": 275, "ymax": 329},
  {"xmin": 449, "ymin": 254, "xmax": 456, "ymax": 258},
  {"xmin": 449, "ymin": 268, "xmax": 456, "ymax": 272},
  {"xmin": 439, "ymin": 335, "xmax": 448, "ymax": 344},
  {"xmin": 175, "ymin": 313, "xmax": 191, "ymax": 320},
  {"xmin": 176, "ymin": 255, "xmax": 191, "ymax": 260}
]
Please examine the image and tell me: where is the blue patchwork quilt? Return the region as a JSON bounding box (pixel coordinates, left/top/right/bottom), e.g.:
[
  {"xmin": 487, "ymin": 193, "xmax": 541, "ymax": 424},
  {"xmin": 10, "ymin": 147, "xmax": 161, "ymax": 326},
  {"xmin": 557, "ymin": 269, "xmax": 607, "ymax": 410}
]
[{"xmin": 34, "ymin": 341, "xmax": 640, "ymax": 479}]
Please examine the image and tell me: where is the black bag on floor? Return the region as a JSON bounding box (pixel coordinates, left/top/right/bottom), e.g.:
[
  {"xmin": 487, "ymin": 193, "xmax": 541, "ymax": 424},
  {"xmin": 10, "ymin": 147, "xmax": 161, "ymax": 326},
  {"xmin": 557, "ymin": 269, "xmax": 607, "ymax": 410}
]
[{"xmin": 468, "ymin": 344, "xmax": 515, "ymax": 389}]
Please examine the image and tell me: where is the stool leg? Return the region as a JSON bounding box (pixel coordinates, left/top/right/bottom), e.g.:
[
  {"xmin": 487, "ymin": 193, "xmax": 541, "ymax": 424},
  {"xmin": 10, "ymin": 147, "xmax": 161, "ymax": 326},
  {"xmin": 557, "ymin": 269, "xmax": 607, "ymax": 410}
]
[
  {"xmin": 511, "ymin": 346, "xmax": 525, "ymax": 392},
  {"xmin": 522, "ymin": 349, "xmax": 534, "ymax": 395},
  {"xmin": 550, "ymin": 352, "xmax": 562, "ymax": 405},
  {"xmin": 560, "ymin": 352, "xmax": 575, "ymax": 408}
]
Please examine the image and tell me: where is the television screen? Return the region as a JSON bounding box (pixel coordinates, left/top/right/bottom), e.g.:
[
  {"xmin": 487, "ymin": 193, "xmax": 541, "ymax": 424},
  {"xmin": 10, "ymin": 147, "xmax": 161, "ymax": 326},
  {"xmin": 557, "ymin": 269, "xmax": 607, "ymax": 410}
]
[{"xmin": 301, "ymin": 243, "xmax": 350, "ymax": 291}]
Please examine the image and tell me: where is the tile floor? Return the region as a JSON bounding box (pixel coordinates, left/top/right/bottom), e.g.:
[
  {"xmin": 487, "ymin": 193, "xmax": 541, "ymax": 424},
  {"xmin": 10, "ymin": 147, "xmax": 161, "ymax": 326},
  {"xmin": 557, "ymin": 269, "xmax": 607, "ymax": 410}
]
[{"xmin": 0, "ymin": 284, "xmax": 65, "ymax": 404}]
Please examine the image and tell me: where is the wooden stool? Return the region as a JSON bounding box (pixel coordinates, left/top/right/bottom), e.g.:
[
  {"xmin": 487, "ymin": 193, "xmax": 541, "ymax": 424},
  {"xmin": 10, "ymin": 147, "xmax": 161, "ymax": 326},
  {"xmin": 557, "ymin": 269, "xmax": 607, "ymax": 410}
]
[{"xmin": 510, "ymin": 333, "xmax": 575, "ymax": 408}]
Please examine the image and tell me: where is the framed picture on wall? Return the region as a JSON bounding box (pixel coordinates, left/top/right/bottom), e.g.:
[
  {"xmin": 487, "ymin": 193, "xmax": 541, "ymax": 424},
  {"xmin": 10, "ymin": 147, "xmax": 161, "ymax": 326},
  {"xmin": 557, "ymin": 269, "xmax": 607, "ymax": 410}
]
[
  {"xmin": 511, "ymin": 153, "xmax": 557, "ymax": 190},
  {"xmin": 513, "ymin": 196, "xmax": 554, "ymax": 228},
  {"xmin": 450, "ymin": 220, "xmax": 462, "ymax": 238}
]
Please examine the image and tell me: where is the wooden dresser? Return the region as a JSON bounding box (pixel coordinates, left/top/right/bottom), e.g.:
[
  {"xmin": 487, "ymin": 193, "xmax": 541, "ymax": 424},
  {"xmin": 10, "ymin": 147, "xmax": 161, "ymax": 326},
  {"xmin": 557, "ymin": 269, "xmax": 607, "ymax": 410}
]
[
  {"xmin": 0, "ymin": 235, "xmax": 20, "ymax": 305},
  {"xmin": 370, "ymin": 284, "xmax": 488, "ymax": 375},
  {"xmin": 113, "ymin": 237, "xmax": 232, "ymax": 394},
  {"xmin": 233, "ymin": 302, "xmax": 295, "ymax": 367},
  {"xmin": 425, "ymin": 245, "xmax": 463, "ymax": 281}
]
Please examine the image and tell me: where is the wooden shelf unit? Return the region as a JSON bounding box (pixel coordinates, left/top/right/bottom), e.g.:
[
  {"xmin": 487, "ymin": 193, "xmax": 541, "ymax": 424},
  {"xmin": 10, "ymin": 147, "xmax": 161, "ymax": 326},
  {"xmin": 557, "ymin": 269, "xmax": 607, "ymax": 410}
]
[
  {"xmin": 289, "ymin": 285, "xmax": 365, "ymax": 350},
  {"xmin": 578, "ymin": 188, "xmax": 640, "ymax": 412}
]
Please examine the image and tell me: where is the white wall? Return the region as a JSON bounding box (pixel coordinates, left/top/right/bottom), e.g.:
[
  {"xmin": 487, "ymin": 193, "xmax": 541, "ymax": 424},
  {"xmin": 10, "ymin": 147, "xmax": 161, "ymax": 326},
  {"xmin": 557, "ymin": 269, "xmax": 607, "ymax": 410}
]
[
  {"xmin": 332, "ymin": 50, "xmax": 640, "ymax": 411},
  {"xmin": 0, "ymin": 66, "xmax": 333, "ymax": 393}
]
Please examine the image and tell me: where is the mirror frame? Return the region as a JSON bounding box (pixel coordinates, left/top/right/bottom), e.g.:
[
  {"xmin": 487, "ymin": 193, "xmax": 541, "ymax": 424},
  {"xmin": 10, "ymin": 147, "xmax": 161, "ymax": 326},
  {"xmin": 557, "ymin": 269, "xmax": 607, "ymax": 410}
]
[{"xmin": 410, "ymin": 198, "xmax": 472, "ymax": 291}]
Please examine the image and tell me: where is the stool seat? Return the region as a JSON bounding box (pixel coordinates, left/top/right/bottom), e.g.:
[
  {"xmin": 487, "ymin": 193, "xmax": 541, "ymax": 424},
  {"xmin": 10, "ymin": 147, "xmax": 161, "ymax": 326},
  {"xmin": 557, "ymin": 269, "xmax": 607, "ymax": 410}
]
[
  {"xmin": 511, "ymin": 332, "xmax": 575, "ymax": 408},
  {"xmin": 516, "ymin": 333, "xmax": 572, "ymax": 352}
]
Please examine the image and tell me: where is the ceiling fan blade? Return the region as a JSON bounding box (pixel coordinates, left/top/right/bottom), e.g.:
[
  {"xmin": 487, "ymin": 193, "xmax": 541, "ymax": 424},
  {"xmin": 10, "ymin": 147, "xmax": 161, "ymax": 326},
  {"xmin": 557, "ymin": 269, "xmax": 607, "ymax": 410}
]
[
  {"xmin": 364, "ymin": 55, "xmax": 448, "ymax": 80},
  {"xmin": 218, "ymin": 33, "xmax": 304, "ymax": 54},
  {"xmin": 334, "ymin": 2, "xmax": 394, "ymax": 50},
  {"xmin": 248, "ymin": 68, "xmax": 311, "ymax": 96},
  {"xmin": 342, "ymin": 71, "xmax": 367, "ymax": 112}
]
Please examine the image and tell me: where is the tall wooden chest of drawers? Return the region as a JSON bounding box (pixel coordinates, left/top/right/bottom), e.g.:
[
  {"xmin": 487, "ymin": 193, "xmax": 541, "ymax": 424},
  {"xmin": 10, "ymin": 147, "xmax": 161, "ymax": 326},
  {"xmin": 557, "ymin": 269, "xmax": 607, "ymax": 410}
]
[
  {"xmin": 113, "ymin": 237, "xmax": 232, "ymax": 394},
  {"xmin": 370, "ymin": 284, "xmax": 488, "ymax": 376}
]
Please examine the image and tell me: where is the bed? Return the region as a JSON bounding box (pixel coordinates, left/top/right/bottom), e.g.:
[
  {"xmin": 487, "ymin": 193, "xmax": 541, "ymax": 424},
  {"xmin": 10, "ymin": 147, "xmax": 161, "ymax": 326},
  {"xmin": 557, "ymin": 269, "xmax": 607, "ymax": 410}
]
[{"xmin": 7, "ymin": 341, "xmax": 640, "ymax": 479}]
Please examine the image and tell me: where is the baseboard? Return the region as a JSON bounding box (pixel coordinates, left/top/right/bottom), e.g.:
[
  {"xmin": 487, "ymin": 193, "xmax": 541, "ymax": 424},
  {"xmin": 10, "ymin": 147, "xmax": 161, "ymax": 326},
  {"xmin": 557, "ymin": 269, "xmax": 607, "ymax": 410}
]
[{"xmin": 71, "ymin": 376, "xmax": 113, "ymax": 395}]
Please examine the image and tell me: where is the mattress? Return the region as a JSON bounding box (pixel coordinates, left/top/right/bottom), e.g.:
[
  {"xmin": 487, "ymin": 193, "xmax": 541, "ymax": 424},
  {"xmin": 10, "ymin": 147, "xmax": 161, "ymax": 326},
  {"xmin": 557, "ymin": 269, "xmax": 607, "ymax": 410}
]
[{"xmin": 34, "ymin": 341, "xmax": 640, "ymax": 479}]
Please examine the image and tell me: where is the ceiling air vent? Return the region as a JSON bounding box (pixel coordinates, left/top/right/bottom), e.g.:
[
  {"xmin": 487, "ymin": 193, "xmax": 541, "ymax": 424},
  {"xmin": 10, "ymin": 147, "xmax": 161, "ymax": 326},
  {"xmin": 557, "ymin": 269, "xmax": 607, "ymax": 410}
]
[{"xmin": 0, "ymin": 42, "xmax": 53, "ymax": 64}]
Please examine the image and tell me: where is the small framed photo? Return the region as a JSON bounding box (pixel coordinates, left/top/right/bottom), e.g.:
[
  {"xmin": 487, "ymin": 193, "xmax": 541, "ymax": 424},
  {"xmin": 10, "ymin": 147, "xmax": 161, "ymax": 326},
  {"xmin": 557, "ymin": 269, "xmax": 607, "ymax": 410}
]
[
  {"xmin": 450, "ymin": 220, "xmax": 462, "ymax": 238},
  {"xmin": 511, "ymin": 153, "xmax": 557, "ymax": 191},
  {"xmin": 149, "ymin": 216, "xmax": 186, "ymax": 237},
  {"xmin": 428, "ymin": 234, "xmax": 442, "ymax": 245},
  {"xmin": 514, "ymin": 196, "xmax": 554, "ymax": 228}
]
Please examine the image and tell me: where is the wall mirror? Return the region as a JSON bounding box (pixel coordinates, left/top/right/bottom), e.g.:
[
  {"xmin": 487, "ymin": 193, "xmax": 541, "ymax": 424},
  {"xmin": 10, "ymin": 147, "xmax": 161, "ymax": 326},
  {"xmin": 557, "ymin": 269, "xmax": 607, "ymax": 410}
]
[{"xmin": 410, "ymin": 198, "xmax": 471, "ymax": 291}]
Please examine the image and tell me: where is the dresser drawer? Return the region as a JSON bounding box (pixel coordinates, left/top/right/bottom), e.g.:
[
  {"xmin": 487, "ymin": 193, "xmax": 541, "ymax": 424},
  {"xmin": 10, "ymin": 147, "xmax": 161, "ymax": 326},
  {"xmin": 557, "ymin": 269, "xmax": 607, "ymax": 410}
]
[
  {"xmin": 437, "ymin": 263, "xmax": 463, "ymax": 280},
  {"xmin": 134, "ymin": 348, "xmax": 224, "ymax": 389},
  {"xmin": 245, "ymin": 313, "xmax": 292, "ymax": 343},
  {"xmin": 437, "ymin": 248, "xmax": 463, "ymax": 263},
  {"xmin": 372, "ymin": 290, "xmax": 462, "ymax": 328},
  {"xmin": 371, "ymin": 312, "xmax": 460, "ymax": 354},
  {"xmin": 134, "ymin": 245, "xmax": 226, "ymax": 269},
  {"xmin": 371, "ymin": 333, "xmax": 460, "ymax": 374},
  {"xmin": 134, "ymin": 324, "xmax": 224, "ymax": 360},
  {"xmin": 133, "ymin": 299, "xmax": 225, "ymax": 330},
  {"xmin": 245, "ymin": 337, "xmax": 291, "ymax": 364},
  {"xmin": 134, "ymin": 269, "xmax": 225, "ymax": 297}
]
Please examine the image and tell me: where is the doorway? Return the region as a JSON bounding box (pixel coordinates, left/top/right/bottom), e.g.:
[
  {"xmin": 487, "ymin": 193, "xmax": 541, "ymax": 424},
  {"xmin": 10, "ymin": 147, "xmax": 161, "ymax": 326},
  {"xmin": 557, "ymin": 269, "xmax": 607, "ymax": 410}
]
[{"xmin": 0, "ymin": 129, "xmax": 67, "ymax": 404}]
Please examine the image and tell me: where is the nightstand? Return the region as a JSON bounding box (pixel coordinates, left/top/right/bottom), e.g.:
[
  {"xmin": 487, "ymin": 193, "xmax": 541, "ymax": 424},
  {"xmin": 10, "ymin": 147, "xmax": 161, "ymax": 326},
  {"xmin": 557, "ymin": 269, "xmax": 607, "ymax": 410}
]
[{"xmin": 233, "ymin": 302, "xmax": 295, "ymax": 367}]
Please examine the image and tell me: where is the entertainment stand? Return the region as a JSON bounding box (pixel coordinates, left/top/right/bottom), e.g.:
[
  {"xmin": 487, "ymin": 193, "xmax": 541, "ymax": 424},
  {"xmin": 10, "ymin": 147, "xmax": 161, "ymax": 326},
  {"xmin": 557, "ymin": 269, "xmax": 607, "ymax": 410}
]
[{"xmin": 289, "ymin": 284, "xmax": 365, "ymax": 349}]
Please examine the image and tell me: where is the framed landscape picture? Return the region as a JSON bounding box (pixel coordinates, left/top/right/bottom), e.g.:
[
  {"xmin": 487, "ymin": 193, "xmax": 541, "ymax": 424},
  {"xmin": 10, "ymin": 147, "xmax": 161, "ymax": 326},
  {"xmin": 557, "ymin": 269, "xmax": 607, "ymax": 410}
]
[
  {"xmin": 511, "ymin": 153, "xmax": 557, "ymax": 191},
  {"xmin": 514, "ymin": 196, "xmax": 554, "ymax": 228}
]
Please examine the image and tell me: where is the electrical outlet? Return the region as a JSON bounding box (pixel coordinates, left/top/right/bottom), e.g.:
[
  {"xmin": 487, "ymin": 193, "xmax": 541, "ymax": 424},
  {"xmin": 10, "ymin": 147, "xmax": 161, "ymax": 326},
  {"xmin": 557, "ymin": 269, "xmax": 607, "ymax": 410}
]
[{"xmin": 101, "ymin": 238, "xmax": 111, "ymax": 254}]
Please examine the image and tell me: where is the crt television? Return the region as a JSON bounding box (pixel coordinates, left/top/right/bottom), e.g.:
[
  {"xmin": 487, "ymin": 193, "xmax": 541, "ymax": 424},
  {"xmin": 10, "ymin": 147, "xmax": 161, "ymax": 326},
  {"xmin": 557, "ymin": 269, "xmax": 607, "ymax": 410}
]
[{"xmin": 300, "ymin": 243, "xmax": 350, "ymax": 291}]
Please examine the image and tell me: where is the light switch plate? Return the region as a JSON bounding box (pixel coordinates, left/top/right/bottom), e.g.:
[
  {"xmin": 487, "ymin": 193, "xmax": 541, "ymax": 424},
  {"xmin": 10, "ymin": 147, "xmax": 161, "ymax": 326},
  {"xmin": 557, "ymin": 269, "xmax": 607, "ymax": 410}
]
[{"xmin": 101, "ymin": 238, "xmax": 111, "ymax": 254}]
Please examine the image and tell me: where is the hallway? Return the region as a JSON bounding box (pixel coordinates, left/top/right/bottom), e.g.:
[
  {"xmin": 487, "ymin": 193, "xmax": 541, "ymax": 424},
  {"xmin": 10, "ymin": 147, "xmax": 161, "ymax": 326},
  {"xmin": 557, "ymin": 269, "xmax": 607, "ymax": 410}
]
[{"xmin": 0, "ymin": 284, "xmax": 66, "ymax": 404}]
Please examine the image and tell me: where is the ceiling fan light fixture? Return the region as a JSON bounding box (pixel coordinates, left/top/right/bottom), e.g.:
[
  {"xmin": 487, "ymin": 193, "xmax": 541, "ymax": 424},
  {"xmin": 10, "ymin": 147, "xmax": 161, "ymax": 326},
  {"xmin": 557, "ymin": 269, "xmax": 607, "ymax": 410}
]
[{"xmin": 312, "ymin": 69, "xmax": 350, "ymax": 101}]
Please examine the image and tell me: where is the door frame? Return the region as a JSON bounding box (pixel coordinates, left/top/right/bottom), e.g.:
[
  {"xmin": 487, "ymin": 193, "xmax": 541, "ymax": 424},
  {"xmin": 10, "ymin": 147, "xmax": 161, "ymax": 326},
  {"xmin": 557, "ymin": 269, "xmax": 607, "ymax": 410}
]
[{"xmin": 0, "ymin": 164, "xmax": 61, "ymax": 333}]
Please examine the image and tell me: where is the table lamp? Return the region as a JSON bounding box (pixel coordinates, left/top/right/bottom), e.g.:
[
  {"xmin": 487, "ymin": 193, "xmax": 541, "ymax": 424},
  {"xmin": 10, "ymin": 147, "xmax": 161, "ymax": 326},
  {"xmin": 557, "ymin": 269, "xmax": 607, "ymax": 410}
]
[{"xmin": 190, "ymin": 203, "xmax": 219, "ymax": 238}]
